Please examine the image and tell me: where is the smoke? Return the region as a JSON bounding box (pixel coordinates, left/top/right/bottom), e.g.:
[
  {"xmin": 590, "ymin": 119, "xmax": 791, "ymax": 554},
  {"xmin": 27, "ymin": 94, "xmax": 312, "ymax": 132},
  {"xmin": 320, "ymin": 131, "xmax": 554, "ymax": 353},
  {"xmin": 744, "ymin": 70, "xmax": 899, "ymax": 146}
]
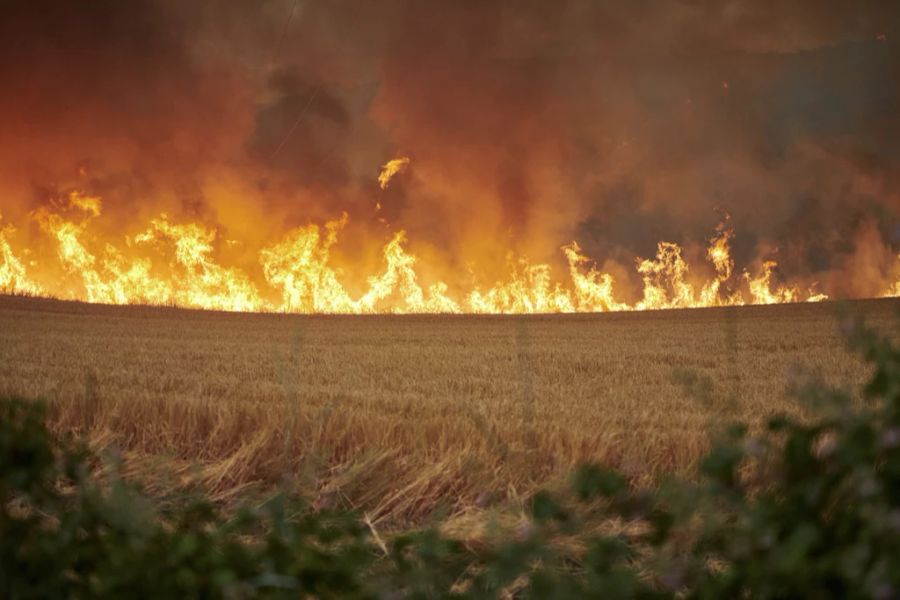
[{"xmin": 0, "ymin": 0, "xmax": 898, "ymax": 295}]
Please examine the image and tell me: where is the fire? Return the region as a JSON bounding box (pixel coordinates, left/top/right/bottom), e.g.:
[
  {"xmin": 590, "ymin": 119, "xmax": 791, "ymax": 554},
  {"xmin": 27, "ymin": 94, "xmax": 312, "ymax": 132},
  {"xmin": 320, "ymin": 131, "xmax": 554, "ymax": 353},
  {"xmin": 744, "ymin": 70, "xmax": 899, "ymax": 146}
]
[
  {"xmin": 707, "ymin": 231, "xmax": 732, "ymax": 280},
  {"xmin": 885, "ymin": 255, "xmax": 900, "ymax": 298},
  {"xmin": 260, "ymin": 214, "xmax": 356, "ymax": 313},
  {"xmin": 699, "ymin": 227, "xmax": 742, "ymax": 307},
  {"xmin": 32, "ymin": 192, "xmax": 118, "ymax": 304},
  {"xmin": 635, "ymin": 242, "xmax": 696, "ymax": 309},
  {"xmin": 0, "ymin": 186, "xmax": 869, "ymax": 314},
  {"xmin": 260, "ymin": 217, "xmax": 460, "ymax": 314},
  {"xmin": 135, "ymin": 216, "xmax": 263, "ymax": 312},
  {"xmin": 743, "ymin": 261, "xmax": 828, "ymax": 305},
  {"xmin": 562, "ymin": 242, "xmax": 628, "ymax": 312},
  {"xmin": 631, "ymin": 226, "xmax": 742, "ymax": 310},
  {"xmin": 358, "ymin": 232, "xmax": 460, "ymax": 313},
  {"xmin": 68, "ymin": 191, "xmax": 102, "ymax": 217},
  {"xmin": 0, "ymin": 215, "xmax": 40, "ymax": 296},
  {"xmin": 468, "ymin": 256, "xmax": 574, "ymax": 314},
  {"xmin": 378, "ymin": 157, "xmax": 411, "ymax": 190}
]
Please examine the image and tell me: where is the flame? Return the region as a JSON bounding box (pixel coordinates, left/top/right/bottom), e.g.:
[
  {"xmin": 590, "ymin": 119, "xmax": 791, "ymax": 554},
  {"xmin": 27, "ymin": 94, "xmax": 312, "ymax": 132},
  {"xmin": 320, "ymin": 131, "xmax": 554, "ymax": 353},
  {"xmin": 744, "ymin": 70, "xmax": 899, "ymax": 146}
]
[
  {"xmin": 699, "ymin": 226, "xmax": 743, "ymax": 307},
  {"xmin": 744, "ymin": 261, "xmax": 799, "ymax": 305},
  {"xmin": 358, "ymin": 232, "xmax": 460, "ymax": 313},
  {"xmin": 635, "ymin": 242, "xmax": 697, "ymax": 309},
  {"xmin": 885, "ymin": 255, "xmax": 900, "ymax": 298},
  {"xmin": 33, "ymin": 193, "xmax": 115, "ymax": 304},
  {"xmin": 0, "ymin": 215, "xmax": 41, "ymax": 295},
  {"xmin": 0, "ymin": 186, "xmax": 872, "ymax": 314},
  {"xmin": 68, "ymin": 191, "xmax": 102, "ymax": 217},
  {"xmin": 260, "ymin": 214, "xmax": 356, "ymax": 313},
  {"xmin": 562, "ymin": 242, "xmax": 629, "ymax": 312},
  {"xmin": 706, "ymin": 226, "xmax": 734, "ymax": 281},
  {"xmin": 378, "ymin": 157, "xmax": 411, "ymax": 190},
  {"xmin": 468, "ymin": 256, "xmax": 574, "ymax": 314},
  {"xmin": 134, "ymin": 216, "xmax": 262, "ymax": 312},
  {"xmin": 260, "ymin": 216, "xmax": 459, "ymax": 314}
]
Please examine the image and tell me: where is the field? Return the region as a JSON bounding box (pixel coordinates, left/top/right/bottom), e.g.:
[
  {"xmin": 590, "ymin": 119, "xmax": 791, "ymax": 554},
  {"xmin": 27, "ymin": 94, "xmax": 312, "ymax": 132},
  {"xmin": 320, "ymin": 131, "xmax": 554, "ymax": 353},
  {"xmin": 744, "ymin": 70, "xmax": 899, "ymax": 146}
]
[{"xmin": 1, "ymin": 295, "xmax": 898, "ymax": 526}]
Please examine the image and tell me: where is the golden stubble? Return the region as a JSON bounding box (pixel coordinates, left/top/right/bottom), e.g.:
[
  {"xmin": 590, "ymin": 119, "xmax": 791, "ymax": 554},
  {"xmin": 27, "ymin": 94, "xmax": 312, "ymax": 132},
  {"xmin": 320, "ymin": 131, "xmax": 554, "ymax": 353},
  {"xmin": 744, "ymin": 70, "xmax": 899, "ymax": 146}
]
[{"xmin": 0, "ymin": 295, "xmax": 896, "ymax": 526}]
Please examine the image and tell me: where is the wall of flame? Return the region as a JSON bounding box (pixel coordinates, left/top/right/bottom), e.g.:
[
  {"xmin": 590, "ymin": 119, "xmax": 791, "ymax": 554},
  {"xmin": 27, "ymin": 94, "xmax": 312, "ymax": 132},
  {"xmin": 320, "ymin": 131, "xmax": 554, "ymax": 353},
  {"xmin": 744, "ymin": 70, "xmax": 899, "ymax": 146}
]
[
  {"xmin": 1, "ymin": 185, "xmax": 895, "ymax": 313},
  {"xmin": 0, "ymin": 1, "xmax": 898, "ymax": 313}
]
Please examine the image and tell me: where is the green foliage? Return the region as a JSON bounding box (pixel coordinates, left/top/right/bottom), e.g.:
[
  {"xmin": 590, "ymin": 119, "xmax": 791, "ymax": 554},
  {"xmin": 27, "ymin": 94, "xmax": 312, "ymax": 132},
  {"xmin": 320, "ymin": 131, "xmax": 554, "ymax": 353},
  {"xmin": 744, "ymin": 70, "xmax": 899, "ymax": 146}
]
[{"xmin": 1, "ymin": 318, "xmax": 899, "ymax": 598}]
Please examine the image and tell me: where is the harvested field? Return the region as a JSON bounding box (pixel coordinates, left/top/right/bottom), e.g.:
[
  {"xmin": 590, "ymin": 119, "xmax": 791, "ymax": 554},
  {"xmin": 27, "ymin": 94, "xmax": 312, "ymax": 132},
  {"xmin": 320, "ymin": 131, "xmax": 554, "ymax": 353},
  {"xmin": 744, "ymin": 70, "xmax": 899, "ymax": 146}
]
[{"xmin": 1, "ymin": 295, "xmax": 897, "ymax": 525}]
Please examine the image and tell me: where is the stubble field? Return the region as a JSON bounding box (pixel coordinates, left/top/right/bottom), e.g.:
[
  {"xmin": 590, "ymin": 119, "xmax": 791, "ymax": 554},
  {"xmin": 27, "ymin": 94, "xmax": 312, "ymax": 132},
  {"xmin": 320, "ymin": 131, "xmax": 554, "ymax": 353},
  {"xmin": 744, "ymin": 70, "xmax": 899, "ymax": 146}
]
[{"xmin": 1, "ymin": 295, "xmax": 897, "ymax": 526}]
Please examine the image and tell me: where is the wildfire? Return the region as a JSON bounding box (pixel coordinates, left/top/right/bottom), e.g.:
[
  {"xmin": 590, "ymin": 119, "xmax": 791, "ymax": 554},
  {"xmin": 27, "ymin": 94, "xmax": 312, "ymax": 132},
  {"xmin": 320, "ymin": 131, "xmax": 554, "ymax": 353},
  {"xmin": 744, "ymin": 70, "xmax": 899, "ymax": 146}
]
[
  {"xmin": 260, "ymin": 214, "xmax": 356, "ymax": 313},
  {"xmin": 11, "ymin": 186, "xmax": 898, "ymax": 314},
  {"xmin": 562, "ymin": 242, "xmax": 628, "ymax": 312},
  {"xmin": 885, "ymin": 255, "xmax": 900, "ymax": 298},
  {"xmin": 67, "ymin": 191, "xmax": 102, "ymax": 217},
  {"xmin": 0, "ymin": 214, "xmax": 40, "ymax": 296},
  {"xmin": 378, "ymin": 157, "xmax": 411, "ymax": 190},
  {"xmin": 468, "ymin": 256, "xmax": 574, "ymax": 314},
  {"xmin": 135, "ymin": 217, "xmax": 262, "ymax": 312}
]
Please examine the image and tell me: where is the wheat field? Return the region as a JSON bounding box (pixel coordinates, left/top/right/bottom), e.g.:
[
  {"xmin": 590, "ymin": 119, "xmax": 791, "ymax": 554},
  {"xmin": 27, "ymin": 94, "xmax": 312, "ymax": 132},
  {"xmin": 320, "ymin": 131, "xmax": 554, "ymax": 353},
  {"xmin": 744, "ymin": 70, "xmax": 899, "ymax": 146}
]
[{"xmin": 0, "ymin": 295, "xmax": 897, "ymax": 525}]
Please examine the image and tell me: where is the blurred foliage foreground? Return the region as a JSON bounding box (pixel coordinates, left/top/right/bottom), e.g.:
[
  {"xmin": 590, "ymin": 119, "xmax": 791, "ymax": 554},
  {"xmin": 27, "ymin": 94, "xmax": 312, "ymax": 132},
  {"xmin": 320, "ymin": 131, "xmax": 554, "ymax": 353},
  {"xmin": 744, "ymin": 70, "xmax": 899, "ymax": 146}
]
[{"xmin": 2, "ymin": 317, "xmax": 900, "ymax": 599}]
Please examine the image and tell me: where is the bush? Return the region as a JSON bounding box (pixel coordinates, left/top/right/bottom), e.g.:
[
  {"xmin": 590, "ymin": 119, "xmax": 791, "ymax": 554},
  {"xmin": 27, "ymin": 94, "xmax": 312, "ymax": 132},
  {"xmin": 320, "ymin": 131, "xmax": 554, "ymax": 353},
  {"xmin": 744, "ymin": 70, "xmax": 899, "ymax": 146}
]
[{"xmin": 1, "ymin": 316, "xmax": 898, "ymax": 598}]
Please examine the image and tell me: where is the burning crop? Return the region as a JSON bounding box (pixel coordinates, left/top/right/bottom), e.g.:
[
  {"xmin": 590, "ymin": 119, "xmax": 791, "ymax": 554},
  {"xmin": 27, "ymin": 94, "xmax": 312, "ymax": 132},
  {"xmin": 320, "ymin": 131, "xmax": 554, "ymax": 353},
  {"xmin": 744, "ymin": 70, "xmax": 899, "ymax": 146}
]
[
  {"xmin": 0, "ymin": 178, "xmax": 871, "ymax": 313},
  {"xmin": 0, "ymin": 1, "xmax": 898, "ymax": 314}
]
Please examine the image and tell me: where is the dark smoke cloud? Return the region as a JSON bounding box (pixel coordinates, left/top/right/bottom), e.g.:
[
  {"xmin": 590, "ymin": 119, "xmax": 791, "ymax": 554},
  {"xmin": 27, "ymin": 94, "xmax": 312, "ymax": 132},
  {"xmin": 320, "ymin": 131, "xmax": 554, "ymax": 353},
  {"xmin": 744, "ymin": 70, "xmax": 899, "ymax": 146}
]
[
  {"xmin": 248, "ymin": 68, "xmax": 351, "ymax": 188},
  {"xmin": 0, "ymin": 1, "xmax": 239, "ymax": 168},
  {"xmin": 0, "ymin": 0, "xmax": 898, "ymax": 294}
]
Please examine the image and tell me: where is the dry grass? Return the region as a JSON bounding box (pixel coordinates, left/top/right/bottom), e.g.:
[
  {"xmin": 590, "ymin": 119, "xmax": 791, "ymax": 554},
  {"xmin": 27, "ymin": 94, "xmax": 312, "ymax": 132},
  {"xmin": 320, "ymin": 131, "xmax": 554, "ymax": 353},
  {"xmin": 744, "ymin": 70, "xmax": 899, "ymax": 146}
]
[{"xmin": 0, "ymin": 295, "xmax": 897, "ymax": 526}]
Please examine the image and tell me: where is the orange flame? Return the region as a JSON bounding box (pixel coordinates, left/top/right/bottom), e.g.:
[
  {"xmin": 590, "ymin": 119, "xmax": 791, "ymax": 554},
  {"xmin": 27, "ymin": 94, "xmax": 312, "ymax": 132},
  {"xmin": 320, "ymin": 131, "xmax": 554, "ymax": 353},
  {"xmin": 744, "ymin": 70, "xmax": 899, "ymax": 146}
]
[
  {"xmin": 260, "ymin": 214, "xmax": 356, "ymax": 313},
  {"xmin": 0, "ymin": 184, "xmax": 860, "ymax": 314},
  {"xmin": 134, "ymin": 216, "xmax": 262, "ymax": 312},
  {"xmin": 0, "ymin": 215, "xmax": 40, "ymax": 296},
  {"xmin": 378, "ymin": 157, "xmax": 411, "ymax": 190},
  {"xmin": 885, "ymin": 254, "xmax": 900, "ymax": 298},
  {"xmin": 468, "ymin": 255, "xmax": 573, "ymax": 314},
  {"xmin": 562, "ymin": 242, "xmax": 628, "ymax": 312}
]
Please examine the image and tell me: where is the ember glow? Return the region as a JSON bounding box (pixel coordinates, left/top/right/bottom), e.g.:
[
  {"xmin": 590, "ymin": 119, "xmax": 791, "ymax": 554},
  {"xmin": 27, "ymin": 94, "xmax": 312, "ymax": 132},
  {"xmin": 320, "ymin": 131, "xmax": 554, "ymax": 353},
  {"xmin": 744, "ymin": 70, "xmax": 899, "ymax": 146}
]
[{"xmin": 1, "ymin": 1, "xmax": 898, "ymax": 313}]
